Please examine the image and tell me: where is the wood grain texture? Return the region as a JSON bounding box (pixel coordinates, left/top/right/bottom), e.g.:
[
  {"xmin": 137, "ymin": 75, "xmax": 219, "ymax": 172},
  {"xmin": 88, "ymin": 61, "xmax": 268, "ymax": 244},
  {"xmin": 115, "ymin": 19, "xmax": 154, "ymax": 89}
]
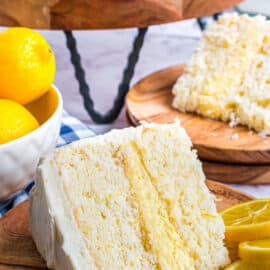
[
  {"xmin": 0, "ymin": 201, "xmax": 46, "ymax": 269},
  {"xmin": 0, "ymin": 183, "xmax": 252, "ymax": 269},
  {"xmin": 203, "ymin": 161, "xmax": 270, "ymax": 185},
  {"xmin": 183, "ymin": 0, "xmax": 240, "ymax": 19},
  {"xmin": 126, "ymin": 64, "xmax": 270, "ymax": 165},
  {"xmin": 0, "ymin": 1, "xmax": 50, "ymax": 29},
  {"xmin": 206, "ymin": 180, "xmax": 253, "ymax": 210},
  {"xmin": 0, "ymin": 264, "xmax": 43, "ymax": 270},
  {"xmin": 0, "ymin": 0, "xmax": 242, "ymax": 29}
]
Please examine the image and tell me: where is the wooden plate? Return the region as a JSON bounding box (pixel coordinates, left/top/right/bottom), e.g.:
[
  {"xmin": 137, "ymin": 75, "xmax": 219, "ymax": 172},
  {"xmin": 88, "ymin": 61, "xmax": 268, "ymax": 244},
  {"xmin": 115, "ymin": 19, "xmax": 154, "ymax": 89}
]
[
  {"xmin": 203, "ymin": 161, "xmax": 270, "ymax": 185},
  {"xmin": 0, "ymin": 182, "xmax": 252, "ymax": 269},
  {"xmin": 126, "ymin": 64, "xmax": 270, "ymax": 165}
]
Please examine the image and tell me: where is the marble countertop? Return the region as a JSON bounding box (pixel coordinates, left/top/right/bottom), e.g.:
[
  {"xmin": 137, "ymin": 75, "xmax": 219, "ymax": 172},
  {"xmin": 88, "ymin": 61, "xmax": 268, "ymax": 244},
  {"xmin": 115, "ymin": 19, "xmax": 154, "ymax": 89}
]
[
  {"xmin": 41, "ymin": 19, "xmax": 202, "ymax": 130},
  {"xmin": 38, "ymin": 16, "xmax": 270, "ymax": 199}
]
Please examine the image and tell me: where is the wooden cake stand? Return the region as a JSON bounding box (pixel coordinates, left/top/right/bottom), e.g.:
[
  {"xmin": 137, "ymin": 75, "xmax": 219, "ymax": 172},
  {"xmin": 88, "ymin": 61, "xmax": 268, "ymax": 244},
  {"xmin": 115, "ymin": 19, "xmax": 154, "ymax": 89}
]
[{"xmin": 0, "ymin": 0, "xmax": 242, "ymax": 29}]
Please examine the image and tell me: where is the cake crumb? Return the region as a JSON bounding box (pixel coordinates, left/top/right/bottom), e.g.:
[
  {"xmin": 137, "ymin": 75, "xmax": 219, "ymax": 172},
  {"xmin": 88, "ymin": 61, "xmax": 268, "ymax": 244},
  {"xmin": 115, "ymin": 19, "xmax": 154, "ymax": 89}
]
[
  {"xmin": 174, "ymin": 118, "xmax": 181, "ymax": 125},
  {"xmin": 229, "ymin": 113, "xmax": 240, "ymax": 128},
  {"xmin": 231, "ymin": 133, "xmax": 239, "ymax": 140},
  {"xmin": 259, "ymin": 131, "xmax": 268, "ymax": 138}
]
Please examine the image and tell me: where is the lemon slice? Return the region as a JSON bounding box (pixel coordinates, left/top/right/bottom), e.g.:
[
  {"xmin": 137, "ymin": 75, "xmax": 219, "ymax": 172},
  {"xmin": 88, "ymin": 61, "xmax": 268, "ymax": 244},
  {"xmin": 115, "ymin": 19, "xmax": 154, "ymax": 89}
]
[
  {"xmin": 221, "ymin": 199, "xmax": 270, "ymax": 242},
  {"xmin": 239, "ymin": 239, "xmax": 270, "ymax": 261}
]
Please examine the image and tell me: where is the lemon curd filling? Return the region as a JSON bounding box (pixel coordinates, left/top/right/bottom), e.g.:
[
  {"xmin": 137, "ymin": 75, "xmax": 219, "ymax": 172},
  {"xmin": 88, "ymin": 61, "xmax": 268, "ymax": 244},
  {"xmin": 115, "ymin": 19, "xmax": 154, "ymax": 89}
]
[
  {"xmin": 121, "ymin": 142, "xmax": 193, "ymax": 270},
  {"xmin": 30, "ymin": 123, "xmax": 229, "ymax": 270}
]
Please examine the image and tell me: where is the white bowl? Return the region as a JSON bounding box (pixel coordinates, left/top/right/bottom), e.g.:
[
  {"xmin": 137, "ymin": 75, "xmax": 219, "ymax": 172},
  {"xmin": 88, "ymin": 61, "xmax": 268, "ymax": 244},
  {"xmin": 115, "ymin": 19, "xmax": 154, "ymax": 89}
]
[{"xmin": 0, "ymin": 85, "xmax": 63, "ymax": 200}]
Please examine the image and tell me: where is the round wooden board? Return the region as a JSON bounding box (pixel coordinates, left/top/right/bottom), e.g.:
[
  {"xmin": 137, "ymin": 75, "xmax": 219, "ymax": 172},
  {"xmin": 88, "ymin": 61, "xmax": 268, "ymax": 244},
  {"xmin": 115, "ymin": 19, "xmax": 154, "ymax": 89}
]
[
  {"xmin": 207, "ymin": 180, "xmax": 254, "ymax": 210},
  {"xmin": 0, "ymin": 182, "xmax": 253, "ymax": 269},
  {"xmin": 126, "ymin": 64, "xmax": 270, "ymax": 165},
  {"xmin": 126, "ymin": 111, "xmax": 270, "ymax": 185},
  {"xmin": 203, "ymin": 161, "xmax": 270, "ymax": 185}
]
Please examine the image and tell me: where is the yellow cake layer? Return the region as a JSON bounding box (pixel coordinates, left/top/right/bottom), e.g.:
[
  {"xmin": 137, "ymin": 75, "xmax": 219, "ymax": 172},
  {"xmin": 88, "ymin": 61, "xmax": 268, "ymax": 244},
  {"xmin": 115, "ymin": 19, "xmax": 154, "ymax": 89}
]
[{"xmin": 172, "ymin": 13, "xmax": 270, "ymax": 134}]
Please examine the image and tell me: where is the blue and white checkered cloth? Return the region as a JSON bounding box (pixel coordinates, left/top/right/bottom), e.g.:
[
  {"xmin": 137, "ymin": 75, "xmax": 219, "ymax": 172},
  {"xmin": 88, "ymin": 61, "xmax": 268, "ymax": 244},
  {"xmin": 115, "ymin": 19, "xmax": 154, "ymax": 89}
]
[{"xmin": 0, "ymin": 110, "xmax": 96, "ymax": 218}]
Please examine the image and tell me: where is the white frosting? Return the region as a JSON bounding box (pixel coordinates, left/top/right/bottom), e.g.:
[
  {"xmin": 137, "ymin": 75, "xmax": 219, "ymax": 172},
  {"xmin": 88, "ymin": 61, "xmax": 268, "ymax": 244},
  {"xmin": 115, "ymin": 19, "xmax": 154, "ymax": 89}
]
[{"xmin": 29, "ymin": 155, "xmax": 97, "ymax": 270}]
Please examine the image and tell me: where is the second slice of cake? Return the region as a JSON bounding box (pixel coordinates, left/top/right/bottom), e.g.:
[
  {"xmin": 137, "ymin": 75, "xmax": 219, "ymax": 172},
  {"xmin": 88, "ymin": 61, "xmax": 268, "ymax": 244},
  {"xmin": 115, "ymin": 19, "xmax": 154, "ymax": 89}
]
[
  {"xmin": 173, "ymin": 13, "xmax": 270, "ymax": 134},
  {"xmin": 30, "ymin": 123, "xmax": 229, "ymax": 270}
]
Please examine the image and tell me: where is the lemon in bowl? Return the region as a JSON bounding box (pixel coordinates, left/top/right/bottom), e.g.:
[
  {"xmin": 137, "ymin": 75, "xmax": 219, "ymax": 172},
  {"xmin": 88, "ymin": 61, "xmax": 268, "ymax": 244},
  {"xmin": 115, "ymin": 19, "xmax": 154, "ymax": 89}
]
[
  {"xmin": 0, "ymin": 27, "xmax": 61, "ymax": 200},
  {"xmin": 0, "ymin": 86, "xmax": 62, "ymax": 200},
  {"xmin": 0, "ymin": 99, "xmax": 39, "ymax": 144},
  {"xmin": 0, "ymin": 27, "xmax": 56, "ymax": 105}
]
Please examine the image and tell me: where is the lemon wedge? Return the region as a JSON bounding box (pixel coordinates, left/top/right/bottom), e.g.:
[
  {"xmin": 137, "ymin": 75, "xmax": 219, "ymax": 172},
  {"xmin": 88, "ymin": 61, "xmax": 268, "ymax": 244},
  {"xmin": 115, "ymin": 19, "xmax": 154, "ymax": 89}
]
[
  {"xmin": 239, "ymin": 239, "xmax": 270, "ymax": 262},
  {"xmin": 224, "ymin": 260, "xmax": 269, "ymax": 270},
  {"xmin": 221, "ymin": 199, "xmax": 270, "ymax": 242}
]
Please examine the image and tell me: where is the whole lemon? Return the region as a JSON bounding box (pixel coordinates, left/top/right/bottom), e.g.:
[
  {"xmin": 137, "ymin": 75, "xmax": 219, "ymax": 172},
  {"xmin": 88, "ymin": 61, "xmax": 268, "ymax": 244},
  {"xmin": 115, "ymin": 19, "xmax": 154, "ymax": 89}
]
[
  {"xmin": 0, "ymin": 99, "xmax": 39, "ymax": 144},
  {"xmin": 0, "ymin": 27, "xmax": 56, "ymax": 104}
]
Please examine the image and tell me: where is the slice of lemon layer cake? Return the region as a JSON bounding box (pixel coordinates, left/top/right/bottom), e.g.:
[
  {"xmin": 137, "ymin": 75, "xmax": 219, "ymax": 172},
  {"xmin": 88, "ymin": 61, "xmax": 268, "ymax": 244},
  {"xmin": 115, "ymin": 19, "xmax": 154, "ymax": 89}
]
[
  {"xmin": 29, "ymin": 123, "xmax": 229, "ymax": 270},
  {"xmin": 172, "ymin": 13, "xmax": 270, "ymax": 134}
]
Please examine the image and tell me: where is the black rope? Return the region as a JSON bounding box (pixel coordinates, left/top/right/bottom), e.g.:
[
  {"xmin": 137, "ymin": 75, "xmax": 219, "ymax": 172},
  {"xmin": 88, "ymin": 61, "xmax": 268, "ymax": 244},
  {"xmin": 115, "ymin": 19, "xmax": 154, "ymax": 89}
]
[
  {"xmin": 213, "ymin": 12, "xmax": 221, "ymax": 21},
  {"xmin": 197, "ymin": 12, "xmax": 222, "ymax": 31},
  {"xmin": 197, "ymin": 17, "xmax": 207, "ymax": 31},
  {"xmin": 64, "ymin": 28, "xmax": 148, "ymax": 124}
]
